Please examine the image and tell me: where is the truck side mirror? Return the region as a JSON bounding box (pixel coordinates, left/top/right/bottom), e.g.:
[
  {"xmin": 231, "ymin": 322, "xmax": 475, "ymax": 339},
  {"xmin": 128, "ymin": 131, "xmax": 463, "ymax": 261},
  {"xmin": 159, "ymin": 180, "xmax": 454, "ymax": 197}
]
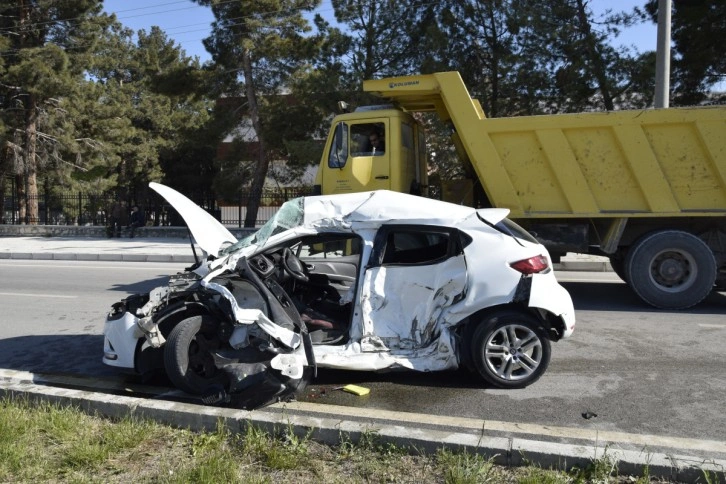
[{"xmin": 328, "ymin": 122, "xmax": 348, "ymax": 169}]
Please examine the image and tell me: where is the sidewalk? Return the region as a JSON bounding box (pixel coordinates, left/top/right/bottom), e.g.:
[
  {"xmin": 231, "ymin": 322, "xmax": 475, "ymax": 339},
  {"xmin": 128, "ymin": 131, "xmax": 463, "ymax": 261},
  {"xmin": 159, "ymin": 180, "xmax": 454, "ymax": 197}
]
[
  {"xmin": 0, "ymin": 235, "xmax": 196, "ymax": 263},
  {"xmin": 0, "ymin": 235, "xmax": 613, "ymax": 270}
]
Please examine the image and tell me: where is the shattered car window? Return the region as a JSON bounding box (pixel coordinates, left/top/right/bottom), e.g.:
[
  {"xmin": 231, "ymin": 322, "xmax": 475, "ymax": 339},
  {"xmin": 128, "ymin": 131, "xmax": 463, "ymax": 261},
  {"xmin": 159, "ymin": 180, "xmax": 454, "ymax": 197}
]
[
  {"xmin": 383, "ymin": 230, "xmax": 450, "ymax": 265},
  {"xmin": 220, "ymin": 198, "xmax": 305, "ymax": 255}
]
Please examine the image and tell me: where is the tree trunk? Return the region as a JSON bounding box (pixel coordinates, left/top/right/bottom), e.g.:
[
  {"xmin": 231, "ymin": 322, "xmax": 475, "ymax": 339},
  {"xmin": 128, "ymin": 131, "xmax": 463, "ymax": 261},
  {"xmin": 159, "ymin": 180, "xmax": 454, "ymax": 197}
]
[
  {"xmin": 15, "ymin": 173, "xmax": 26, "ymax": 223},
  {"xmin": 362, "ymin": 2, "xmax": 377, "ymax": 80},
  {"xmin": 0, "ymin": 143, "xmax": 7, "ymax": 224},
  {"xmin": 242, "ymin": 48, "xmax": 268, "ymax": 228},
  {"xmin": 17, "ymin": 2, "xmax": 39, "ymax": 224},
  {"xmin": 0, "ymin": 177, "xmax": 4, "ymax": 225},
  {"xmin": 23, "ymin": 94, "xmax": 39, "ymax": 224},
  {"xmin": 485, "ymin": 3, "xmax": 500, "ymax": 118},
  {"xmin": 575, "ymin": 0, "xmax": 615, "ymax": 110}
]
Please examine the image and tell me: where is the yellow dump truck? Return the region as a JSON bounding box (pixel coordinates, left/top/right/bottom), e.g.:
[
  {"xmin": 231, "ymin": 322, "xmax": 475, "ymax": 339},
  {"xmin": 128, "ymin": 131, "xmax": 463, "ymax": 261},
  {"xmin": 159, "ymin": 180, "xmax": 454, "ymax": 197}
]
[{"xmin": 313, "ymin": 71, "xmax": 726, "ymax": 309}]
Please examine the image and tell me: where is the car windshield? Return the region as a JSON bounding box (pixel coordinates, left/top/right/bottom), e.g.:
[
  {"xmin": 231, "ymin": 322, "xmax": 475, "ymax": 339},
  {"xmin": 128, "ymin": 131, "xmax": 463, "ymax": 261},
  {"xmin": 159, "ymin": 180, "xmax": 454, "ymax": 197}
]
[{"xmin": 219, "ymin": 198, "xmax": 305, "ymax": 255}]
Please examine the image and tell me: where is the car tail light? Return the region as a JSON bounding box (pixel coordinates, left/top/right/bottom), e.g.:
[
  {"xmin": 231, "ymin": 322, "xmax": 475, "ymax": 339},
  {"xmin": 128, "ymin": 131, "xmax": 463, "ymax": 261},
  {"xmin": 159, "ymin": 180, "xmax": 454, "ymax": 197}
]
[{"xmin": 510, "ymin": 255, "xmax": 550, "ymax": 274}]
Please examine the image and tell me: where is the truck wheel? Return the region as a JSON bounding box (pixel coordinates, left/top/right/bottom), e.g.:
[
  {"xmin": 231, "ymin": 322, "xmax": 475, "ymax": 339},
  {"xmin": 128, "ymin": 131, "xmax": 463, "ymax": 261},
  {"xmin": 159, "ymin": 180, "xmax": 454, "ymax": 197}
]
[
  {"xmin": 625, "ymin": 231, "xmax": 716, "ymax": 309},
  {"xmin": 470, "ymin": 310, "xmax": 551, "ymax": 389},
  {"xmin": 609, "ymin": 249, "xmax": 629, "ymax": 283},
  {"xmin": 164, "ymin": 315, "xmax": 226, "ymax": 395}
]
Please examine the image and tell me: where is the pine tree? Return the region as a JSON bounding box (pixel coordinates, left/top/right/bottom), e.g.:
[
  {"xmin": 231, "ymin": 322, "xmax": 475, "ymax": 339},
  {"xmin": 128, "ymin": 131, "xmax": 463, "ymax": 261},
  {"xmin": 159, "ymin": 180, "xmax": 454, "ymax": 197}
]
[
  {"xmin": 331, "ymin": 0, "xmax": 425, "ymax": 82},
  {"xmin": 421, "ymin": 0, "xmax": 523, "ymax": 118},
  {"xmin": 411, "ymin": 0, "xmax": 651, "ymax": 183},
  {"xmin": 193, "ymin": 0, "xmax": 321, "ymax": 227},
  {"xmin": 0, "ymin": 0, "xmax": 110, "ymax": 223},
  {"xmin": 644, "ymin": 0, "xmax": 726, "ymax": 105},
  {"xmin": 62, "ymin": 23, "xmax": 213, "ymax": 205}
]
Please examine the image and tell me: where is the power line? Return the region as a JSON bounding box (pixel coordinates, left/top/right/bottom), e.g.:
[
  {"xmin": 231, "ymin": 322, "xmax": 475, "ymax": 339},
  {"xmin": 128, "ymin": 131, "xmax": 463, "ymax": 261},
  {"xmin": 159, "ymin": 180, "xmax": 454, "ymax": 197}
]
[
  {"xmin": 0, "ymin": 0, "xmax": 332, "ymax": 35},
  {"xmin": 0, "ymin": 1, "xmax": 337, "ymax": 58},
  {"xmin": 0, "ymin": 0, "xmax": 221, "ymax": 34}
]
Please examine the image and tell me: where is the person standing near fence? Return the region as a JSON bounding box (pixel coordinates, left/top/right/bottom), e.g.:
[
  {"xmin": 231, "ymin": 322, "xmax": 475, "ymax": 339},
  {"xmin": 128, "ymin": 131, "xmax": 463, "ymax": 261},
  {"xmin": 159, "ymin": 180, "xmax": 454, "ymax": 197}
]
[
  {"xmin": 128, "ymin": 205, "xmax": 145, "ymax": 238},
  {"xmin": 108, "ymin": 199, "xmax": 127, "ymax": 237}
]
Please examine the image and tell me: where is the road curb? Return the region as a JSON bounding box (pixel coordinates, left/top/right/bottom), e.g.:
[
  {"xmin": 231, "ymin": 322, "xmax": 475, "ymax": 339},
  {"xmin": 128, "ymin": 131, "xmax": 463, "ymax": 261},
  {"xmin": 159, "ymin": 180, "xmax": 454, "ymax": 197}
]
[
  {"xmin": 0, "ymin": 252, "xmax": 196, "ymax": 263},
  {"xmin": 0, "ymin": 370, "xmax": 722, "ymax": 482}
]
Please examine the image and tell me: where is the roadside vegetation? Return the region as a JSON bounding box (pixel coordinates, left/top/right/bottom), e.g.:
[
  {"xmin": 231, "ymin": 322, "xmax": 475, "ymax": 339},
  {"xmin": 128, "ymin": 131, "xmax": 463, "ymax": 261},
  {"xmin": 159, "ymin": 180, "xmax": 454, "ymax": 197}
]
[
  {"xmin": 3, "ymin": 1, "xmax": 724, "ymax": 226},
  {"xmin": 0, "ymin": 396, "xmax": 713, "ymax": 483}
]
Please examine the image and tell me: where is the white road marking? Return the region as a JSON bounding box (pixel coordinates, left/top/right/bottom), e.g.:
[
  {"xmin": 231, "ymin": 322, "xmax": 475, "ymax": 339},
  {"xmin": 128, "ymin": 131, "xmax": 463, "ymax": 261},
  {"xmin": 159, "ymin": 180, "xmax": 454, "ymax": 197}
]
[
  {"xmin": 698, "ymin": 323, "xmax": 726, "ymax": 329},
  {"xmin": 0, "ymin": 292, "xmax": 77, "ymax": 299},
  {"xmin": 0, "ymin": 262, "xmax": 182, "ymax": 271}
]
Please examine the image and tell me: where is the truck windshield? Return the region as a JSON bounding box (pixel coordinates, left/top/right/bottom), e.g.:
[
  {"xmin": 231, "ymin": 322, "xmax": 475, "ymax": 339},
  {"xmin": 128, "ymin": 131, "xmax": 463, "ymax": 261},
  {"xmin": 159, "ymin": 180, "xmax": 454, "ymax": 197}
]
[{"xmin": 219, "ymin": 198, "xmax": 305, "ymax": 255}]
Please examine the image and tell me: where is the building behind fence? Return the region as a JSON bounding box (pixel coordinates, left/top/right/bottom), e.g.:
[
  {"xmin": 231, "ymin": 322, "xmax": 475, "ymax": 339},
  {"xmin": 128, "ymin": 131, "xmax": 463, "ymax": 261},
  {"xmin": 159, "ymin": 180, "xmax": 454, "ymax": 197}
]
[{"xmin": 1, "ymin": 183, "xmax": 309, "ymax": 228}]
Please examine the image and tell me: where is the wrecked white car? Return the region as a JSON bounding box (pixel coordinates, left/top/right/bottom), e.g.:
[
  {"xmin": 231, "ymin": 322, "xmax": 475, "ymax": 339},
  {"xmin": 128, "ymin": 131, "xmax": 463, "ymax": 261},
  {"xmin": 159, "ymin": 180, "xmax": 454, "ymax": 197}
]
[{"xmin": 103, "ymin": 183, "xmax": 575, "ymax": 408}]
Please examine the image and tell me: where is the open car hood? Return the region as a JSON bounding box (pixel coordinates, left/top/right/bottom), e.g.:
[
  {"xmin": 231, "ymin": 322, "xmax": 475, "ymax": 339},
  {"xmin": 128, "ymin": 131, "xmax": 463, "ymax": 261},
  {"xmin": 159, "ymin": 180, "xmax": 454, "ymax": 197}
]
[{"xmin": 150, "ymin": 182, "xmax": 238, "ymax": 256}]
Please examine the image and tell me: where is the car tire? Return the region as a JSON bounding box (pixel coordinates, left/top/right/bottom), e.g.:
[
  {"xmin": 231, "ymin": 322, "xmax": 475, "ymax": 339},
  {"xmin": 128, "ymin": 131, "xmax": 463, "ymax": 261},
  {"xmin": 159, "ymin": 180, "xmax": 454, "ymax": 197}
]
[
  {"xmin": 624, "ymin": 230, "xmax": 716, "ymax": 309},
  {"xmin": 470, "ymin": 310, "xmax": 551, "ymax": 389},
  {"xmin": 164, "ymin": 315, "xmax": 226, "ymax": 395}
]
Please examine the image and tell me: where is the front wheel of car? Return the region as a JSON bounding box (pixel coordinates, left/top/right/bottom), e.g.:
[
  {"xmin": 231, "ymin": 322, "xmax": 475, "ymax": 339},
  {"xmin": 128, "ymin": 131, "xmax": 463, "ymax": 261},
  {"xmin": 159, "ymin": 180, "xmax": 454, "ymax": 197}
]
[
  {"xmin": 471, "ymin": 310, "xmax": 551, "ymax": 389},
  {"xmin": 164, "ymin": 315, "xmax": 227, "ymax": 395}
]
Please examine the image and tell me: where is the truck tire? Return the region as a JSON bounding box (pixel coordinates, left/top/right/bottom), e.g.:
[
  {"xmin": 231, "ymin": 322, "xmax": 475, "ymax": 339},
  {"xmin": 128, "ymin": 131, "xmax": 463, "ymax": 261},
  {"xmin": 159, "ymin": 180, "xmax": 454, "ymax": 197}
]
[
  {"xmin": 625, "ymin": 230, "xmax": 716, "ymax": 309},
  {"xmin": 470, "ymin": 310, "xmax": 551, "ymax": 389},
  {"xmin": 608, "ymin": 249, "xmax": 629, "ymax": 284},
  {"xmin": 164, "ymin": 315, "xmax": 226, "ymax": 395}
]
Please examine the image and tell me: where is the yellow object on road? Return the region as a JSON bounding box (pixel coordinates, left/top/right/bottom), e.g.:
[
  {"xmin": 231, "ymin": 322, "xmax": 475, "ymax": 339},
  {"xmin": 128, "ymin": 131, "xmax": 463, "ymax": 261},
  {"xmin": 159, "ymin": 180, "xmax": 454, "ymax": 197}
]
[{"xmin": 342, "ymin": 384, "xmax": 370, "ymax": 396}]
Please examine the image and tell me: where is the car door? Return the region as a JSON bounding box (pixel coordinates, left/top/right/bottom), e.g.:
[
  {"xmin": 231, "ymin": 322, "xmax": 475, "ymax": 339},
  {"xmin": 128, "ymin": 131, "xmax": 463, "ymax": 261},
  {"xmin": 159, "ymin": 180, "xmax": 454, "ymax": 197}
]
[{"xmin": 359, "ymin": 226, "xmax": 468, "ymax": 353}]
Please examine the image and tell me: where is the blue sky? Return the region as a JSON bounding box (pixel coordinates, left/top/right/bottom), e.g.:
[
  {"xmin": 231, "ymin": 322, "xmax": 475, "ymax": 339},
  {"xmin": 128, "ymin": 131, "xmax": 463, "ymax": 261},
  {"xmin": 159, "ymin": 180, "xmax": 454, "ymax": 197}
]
[{"xmin": 103, "ymin": 0, "xmax": 659, "ymax": 63}]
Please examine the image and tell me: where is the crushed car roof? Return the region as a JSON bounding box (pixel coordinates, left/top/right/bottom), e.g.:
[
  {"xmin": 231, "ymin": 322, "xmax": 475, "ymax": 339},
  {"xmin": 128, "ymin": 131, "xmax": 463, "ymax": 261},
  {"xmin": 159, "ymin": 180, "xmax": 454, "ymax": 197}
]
[
  {"xmin": 150, "ymin": 183, "xmax": 511, "ymax": 256},
  {"xmin": 302, "ymin": 190, "xmax": 508, "ymax": 227}
]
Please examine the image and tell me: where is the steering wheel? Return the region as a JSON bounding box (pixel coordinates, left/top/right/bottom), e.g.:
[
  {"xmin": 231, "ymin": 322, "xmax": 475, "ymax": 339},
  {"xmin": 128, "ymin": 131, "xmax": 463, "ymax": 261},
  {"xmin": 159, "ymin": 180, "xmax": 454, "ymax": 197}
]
[{"xmin": 281, "ymin": 247, "xmax": 309, "ymax": 282}]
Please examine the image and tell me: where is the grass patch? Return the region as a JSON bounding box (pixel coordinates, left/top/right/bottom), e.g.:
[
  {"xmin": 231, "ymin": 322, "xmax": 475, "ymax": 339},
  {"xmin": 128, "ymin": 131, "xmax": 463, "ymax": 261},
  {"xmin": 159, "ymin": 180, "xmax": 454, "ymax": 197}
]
[
  {"xmin": 0, "ymin": 395, "xmax": 713, "ymax": 483},
  {"xmin": 570, "ymin": 451, "xmax": 619, "ymax": 483},
  {"xmin": 515, "ymin": 465, "xmax": 572, "ymax": 484},
  {"xmin": 437, "ymin": 448, "xmax": 501, "ymax": 483},
  {"xmin": 0, "ymin": 397, "xmax": 166, "ymax": 481}
]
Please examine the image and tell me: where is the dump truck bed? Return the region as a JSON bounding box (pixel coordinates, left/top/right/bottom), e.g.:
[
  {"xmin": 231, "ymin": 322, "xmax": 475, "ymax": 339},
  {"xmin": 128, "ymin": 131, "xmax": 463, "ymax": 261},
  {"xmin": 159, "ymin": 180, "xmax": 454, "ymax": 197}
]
[{"xmin": 364, "ymin": 72, "xmax": 726, "ymax": 219}]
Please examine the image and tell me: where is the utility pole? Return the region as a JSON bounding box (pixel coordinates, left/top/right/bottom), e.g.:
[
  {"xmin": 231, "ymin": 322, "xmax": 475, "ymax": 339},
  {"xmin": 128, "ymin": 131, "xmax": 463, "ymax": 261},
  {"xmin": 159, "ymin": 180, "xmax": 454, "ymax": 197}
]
[{"xmin": 654, "ymin": 0, "xmax": 671, "ymax": 108}]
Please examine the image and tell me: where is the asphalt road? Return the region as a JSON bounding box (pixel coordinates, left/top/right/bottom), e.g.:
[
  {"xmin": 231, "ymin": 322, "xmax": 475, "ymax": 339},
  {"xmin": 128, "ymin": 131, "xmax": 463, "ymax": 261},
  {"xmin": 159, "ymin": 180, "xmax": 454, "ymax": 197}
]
[{"xmin": 1, "ymin": 260, "xmax": 725, "ymax": 444}]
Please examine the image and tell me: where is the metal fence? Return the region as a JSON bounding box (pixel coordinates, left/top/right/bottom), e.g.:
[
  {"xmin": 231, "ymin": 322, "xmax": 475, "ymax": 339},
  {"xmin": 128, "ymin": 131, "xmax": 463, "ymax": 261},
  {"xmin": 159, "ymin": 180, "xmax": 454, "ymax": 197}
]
[
  {"xmin": 1, "ymin": 185, "xmax": 309, "ymax": 228},
  {"xmin": 217, "ymin": 188, "xmax": 309, "ymax": 227}
]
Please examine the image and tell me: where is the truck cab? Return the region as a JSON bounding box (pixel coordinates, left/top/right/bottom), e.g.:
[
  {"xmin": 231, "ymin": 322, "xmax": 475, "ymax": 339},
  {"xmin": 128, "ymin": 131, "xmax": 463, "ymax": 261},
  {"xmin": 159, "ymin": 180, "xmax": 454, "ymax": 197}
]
[{"xmin": 315, "ymin": 106, "xmax": 428, "ymax": 197}]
